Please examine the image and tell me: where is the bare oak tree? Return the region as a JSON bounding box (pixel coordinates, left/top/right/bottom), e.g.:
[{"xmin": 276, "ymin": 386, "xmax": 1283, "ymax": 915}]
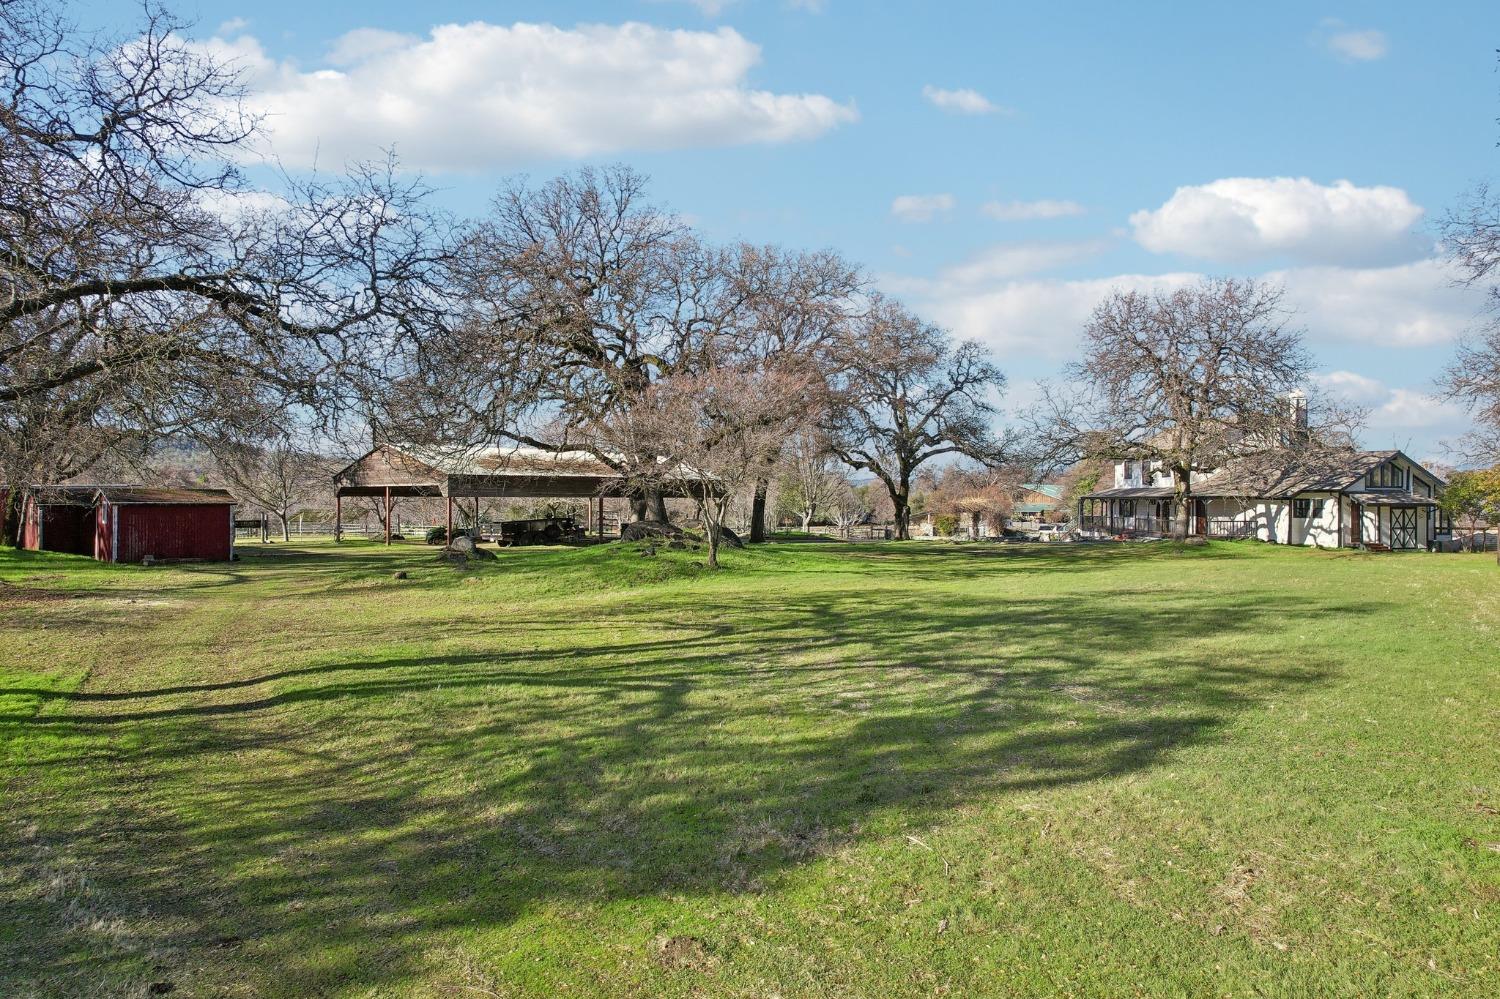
[
  {"xmin": 1036, "ymin": 278, "xmax": 1346, "ymax": 540},
  {"xmin": 0, "ymin": 1, "xmax": 452, "ymax": 540},
  {"xmin": 778, "ymin": 431, "xmax": 845, "ymax": 532},
  {"xmin": 392, "ymin": 165, "xmax": 857, "ymax": 528},
  {"xmin": 210, "ymin": 432, "xmax": 331, "ymax": 541},
  {"xmin": 588, "ymin": 364, "xmax": 814, "ymax": 567},
  {"xmin": 825, "ymin": 296, "xmax": 1008, "ymax": 539},
  {"xmin": 1440, "ymin": 181, "xmax": 1500, "ymax": 464}
]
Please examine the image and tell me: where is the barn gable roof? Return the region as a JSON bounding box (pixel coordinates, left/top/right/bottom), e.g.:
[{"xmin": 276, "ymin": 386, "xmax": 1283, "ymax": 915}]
[
  {"xmin": 94, "ymin": 486, "xmax": 236, "ymax": 505},
  {"xmin": 26, "ymin": 484, "xmax": 105, "ymax": 506}
]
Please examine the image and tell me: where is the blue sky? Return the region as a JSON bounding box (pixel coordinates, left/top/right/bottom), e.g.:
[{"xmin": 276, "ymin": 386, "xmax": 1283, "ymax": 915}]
[{"xmin": 88, "ymin": 0, "xmax": 1500, "ymax": 460}]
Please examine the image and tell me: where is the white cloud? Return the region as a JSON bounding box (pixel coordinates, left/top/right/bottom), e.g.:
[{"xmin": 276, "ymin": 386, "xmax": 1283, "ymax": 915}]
[
  {"xmin": 1371, "ymin": 389, "xmax": 1463, "ymax": 431},
  {"xmin": 206, "ymin": 21, "xmax": 857, "ymax": 171},
  {"xmin": 1271, "ymin": 260, "xmax": 1480, "ymax": 347},
  {"xmin": 325, "ymin": 27, "xmax": 418, "ymax": 66},
  {"xmin": 981, "ymin": 198, "xmax": 1086, "ymax": 221},
  {"xmin": 1130, "ymin": 177, "xmax": 1426, "ymax": 265},
  {"xmin": 195, "ymin": 187, "xmax": 292, "ymax": 223},
  {"xmin": 933, "ymin": 240, "xmax": 1110, "ymax": 285},
  {"xmin": 1322, "ymin": 21, "xmax": 1389, "ymax": 62},
  {"xmin": 217, "ymin": 17, "xmax": 250, "ymax": 36},
  {"xmin": 1312, "ymin": 371, "xmax": 1468, "ymax": 448},
  {"xmin": 921, "ymin": 85, "xmax": 1008, "ymax": 116},
  {"xmin": 890, "ymin": 193, "xmax": 955, "ymax": 223},
  {"xmin": 1309, "ymin": 370, "xmax": 1387, "ymax": 406},
  {"xmin": 881, "ymin": 254, "xmax": 1482, "ymax": 365},
  {"xmin": 905, "ymin": 272, "xmax": 1202, "ymax": 360}
]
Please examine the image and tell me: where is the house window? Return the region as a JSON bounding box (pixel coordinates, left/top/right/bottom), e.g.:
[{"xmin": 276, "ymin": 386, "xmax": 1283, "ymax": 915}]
[
  {"xmin": 1123, "ymin": 460, "xmax": 1138, "ymax": 484},
  {"xmin": 1294, "ymin": 498, "xmax": 1322, "ymax": 518}
]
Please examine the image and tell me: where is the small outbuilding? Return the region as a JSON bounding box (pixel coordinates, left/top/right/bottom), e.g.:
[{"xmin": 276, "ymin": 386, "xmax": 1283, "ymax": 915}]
[
  {"xmin": 20, "ymin": 485, "xmax": 237, "ymax": 563},
  {"xmin": 19, "ymin": 485, "xmax": 101, "ymax": 556}
]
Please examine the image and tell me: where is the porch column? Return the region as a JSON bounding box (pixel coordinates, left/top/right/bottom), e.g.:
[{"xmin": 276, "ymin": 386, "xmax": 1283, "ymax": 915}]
[
  {"xmin": 446, "ymin": 495, "xmax": 453, "ymax": 543},
  {"xmin": 384, "ymin": 485, "xmax": 392, "ymax": 545},
  {"xmin": 335, "ymin": 493, "xmax": 342, "ymax": 542}
]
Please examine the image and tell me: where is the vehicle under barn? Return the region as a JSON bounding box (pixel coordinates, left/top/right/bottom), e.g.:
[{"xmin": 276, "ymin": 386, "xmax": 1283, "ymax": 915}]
[{"xmin": 332, "ymin": 444, "xmax": 708, "ymax": 544}]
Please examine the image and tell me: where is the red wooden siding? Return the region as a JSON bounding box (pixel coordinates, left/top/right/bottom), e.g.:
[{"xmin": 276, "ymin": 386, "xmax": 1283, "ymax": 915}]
[
  {"xmin": 19, "ymin": 494, "xmax": 41, "ymax": 550},
  {"xmin": 95, "ymin": 504, "xmax": 111, "ymax": 562},
  {"xmin": 109, "ymin": 503, "xmax": 233, "ymax": 563}
]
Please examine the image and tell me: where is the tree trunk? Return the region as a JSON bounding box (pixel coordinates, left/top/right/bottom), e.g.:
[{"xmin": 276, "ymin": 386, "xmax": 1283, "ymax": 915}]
[
  {"xmin": 800, "ymin": 511, "xmax": 813, "ymax": 533},
  {"xmin": 971, "ymin": 511, "xmax": 981, "ymax": 538},
  {"xmin": 1, "ymin": 488, "xmax": 19, "ymax": 547},
  {"xmin": 1172, "ymin": 467, "xmax": 1192, "ymax": 541},
  {"xmin": 893, "ymin": 494, "xmax": 910, "ymax": 540},
  {"xmin": 279, "ymin": 512, "xmax": 291, "ymax": 542},
  {"xmin": 706, "ymin": 523, "xmax": 720, "ymax": 568},
  {"xmin": 748, "ymin": 477, "xmax": 769, "ymax": 543},
  {"xmin": 630, "ymin": 495, "xmax": 648, "ymax": 521},
  {"xmin": 648, "ymin": 492, "xmax": 669, "ymax": 523}
]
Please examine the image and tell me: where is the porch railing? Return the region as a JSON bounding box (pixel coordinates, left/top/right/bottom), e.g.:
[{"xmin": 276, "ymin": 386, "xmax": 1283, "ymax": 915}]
[
  {"xmin": 1082, "ymin": 514, "xmax": 1258, "ymax": 539},
  {"xmin": 1205, "ymin": 518, "xmax": 1256, "ymax": 539},
  {"xmin": 1080, "ymin": 514, "xmax": 1167, "ymax": 537}
]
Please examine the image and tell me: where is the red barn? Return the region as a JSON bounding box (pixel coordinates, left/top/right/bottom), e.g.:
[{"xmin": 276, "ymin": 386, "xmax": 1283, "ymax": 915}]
[
  {"xmin": 94, "ymin": 486, "xmax": 236, "ymax": 563},
  {"xmin": 20, "ymin": 485, "xmax": 236, "ymax": 563}
]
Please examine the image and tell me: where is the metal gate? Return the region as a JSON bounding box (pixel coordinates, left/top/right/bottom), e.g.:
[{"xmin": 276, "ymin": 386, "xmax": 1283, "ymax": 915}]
[{"xmin": 1391, "ymin": 507, "xmax": 1417, "ymax": 550}]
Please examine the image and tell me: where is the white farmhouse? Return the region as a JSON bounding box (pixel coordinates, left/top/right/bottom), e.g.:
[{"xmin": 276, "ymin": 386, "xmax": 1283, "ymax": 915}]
[{"xmin": 1079, "ymin": 449, "xmax": 1451, "ymax": 550}]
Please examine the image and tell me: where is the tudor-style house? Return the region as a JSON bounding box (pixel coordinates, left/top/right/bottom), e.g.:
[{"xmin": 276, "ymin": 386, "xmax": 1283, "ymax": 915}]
[{"xmin": 1079, "ymin": 449, "xmax": 1451, "ymax": 551}]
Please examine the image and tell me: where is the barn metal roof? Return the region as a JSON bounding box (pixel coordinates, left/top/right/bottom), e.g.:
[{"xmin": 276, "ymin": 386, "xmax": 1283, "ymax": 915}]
[
  {"xmin": 26, "ymin": 484, "xmax": 105, "ymax": 506},
  {"xmin": 95, "ymin": 486, "xmax": 236, "ymax": 505}
]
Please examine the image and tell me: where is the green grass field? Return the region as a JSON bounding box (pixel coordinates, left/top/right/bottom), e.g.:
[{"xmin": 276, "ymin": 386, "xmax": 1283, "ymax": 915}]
[{"xmin": 2, "ymin": 538, "xmax": 1497, "ymax": 997}]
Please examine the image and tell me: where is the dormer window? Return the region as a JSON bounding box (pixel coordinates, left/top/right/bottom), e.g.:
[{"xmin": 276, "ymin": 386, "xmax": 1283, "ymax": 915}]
[{"xmin": 1365, "ymin": 462, "xmax": 1408, "ymax": 490}]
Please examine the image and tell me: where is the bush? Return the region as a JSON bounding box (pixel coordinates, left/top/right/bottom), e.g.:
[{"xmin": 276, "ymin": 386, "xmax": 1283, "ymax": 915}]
[{"xmin": 426, "ymin": 526, "xmax": 471, "ymax": 545}]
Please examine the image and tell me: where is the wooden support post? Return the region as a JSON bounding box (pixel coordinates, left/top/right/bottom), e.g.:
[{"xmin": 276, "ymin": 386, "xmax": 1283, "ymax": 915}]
[
  {"xmin": 446, "ymin": 495, "xmax": 453, "ymax": 543},
  {"xmin": 384, "ymin": 485, "xmax": 392, "ymax": 545},
  {"xmin": 596, "ymin": 496, "xmax": 604, "ymax": 539},
  {"xmin": 335, "ymin": 493, "xmax": 342, "ymax": 542}
]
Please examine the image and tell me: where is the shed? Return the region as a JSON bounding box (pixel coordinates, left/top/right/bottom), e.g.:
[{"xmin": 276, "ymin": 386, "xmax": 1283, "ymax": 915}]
[
  {"xmin": 19, "ymin": 485, "xmax": 101, "ymax": 556},
  {"xmin": 94, "ymin": 486, "xmax": 237, "ymax": 563}
]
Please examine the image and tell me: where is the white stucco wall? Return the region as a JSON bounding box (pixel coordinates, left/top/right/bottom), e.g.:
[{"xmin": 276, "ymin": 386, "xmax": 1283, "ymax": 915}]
[{"xmin": 1287, "ymin": 492, "xmax": 1340, "ymax": 548}]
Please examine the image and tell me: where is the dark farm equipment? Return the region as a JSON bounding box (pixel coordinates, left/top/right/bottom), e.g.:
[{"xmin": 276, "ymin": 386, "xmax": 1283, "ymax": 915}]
[{"xmin": 490, "ymin": 515, "xmax": 586, "ymax": 546}]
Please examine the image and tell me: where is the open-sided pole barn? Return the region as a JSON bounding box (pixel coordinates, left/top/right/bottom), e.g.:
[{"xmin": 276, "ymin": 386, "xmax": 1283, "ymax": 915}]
[{"xmin": 332, "ymin": 444, "xmax": 698, "ymax": 543}]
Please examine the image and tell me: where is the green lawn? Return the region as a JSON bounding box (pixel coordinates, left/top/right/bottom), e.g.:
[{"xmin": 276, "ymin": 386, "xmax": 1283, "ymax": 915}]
[{"xmin": 2, "ymin": 538, "xmax": 1497, "ymax": 997}]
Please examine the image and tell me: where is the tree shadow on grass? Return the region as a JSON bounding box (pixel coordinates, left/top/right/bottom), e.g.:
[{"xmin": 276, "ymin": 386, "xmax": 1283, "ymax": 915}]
[{"xmin": 0, "ymin": 561, "xmax": 1360, "ymax": 996}]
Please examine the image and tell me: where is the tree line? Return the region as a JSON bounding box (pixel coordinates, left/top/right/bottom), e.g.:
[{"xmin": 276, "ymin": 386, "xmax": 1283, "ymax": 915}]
[
  {"xmin": 0, "ymin": 0, "xmax": 1013, "ymax": 559},
  {"xmin": 5, "ymin": 0, "xmax": 1500, "ymax": 558}
]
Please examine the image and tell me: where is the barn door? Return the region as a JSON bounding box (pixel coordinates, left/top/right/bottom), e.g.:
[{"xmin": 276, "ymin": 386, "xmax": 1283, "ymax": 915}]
[
  {"xmin": 1193, "ymin": 499, "xmax": 1208, "ymax": 536},
  {"xmin": 1390, "ymin": 507, "xmax": 1417, "ymax": 550},
  {"xmin": 1349, "ymin": 501, "xmax": 1361, "ymax": 545}
]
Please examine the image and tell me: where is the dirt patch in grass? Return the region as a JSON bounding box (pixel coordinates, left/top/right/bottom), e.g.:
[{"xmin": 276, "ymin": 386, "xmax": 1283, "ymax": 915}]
[
  {"xmin": 651, "ymin": 935, "xmax": 714, "ymax": 971},
  {"xmin": 0, "ymin": 579, "xmax": 74, "ymax": 604}
]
